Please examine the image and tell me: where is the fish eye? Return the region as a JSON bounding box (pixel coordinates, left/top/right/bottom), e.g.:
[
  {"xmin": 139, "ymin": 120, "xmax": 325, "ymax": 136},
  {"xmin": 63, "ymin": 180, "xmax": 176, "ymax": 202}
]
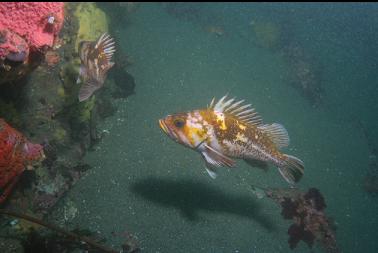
[{"xmin": 174, "ymin": 119, "xmax": 185, "ymax": 128}]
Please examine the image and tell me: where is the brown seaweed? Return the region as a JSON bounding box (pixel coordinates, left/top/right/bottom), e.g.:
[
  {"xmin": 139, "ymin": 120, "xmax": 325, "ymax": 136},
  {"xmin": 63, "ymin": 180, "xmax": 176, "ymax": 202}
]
[{"xmin": 252, "ymin": 186, "xmax": 340, "ymax": 253}]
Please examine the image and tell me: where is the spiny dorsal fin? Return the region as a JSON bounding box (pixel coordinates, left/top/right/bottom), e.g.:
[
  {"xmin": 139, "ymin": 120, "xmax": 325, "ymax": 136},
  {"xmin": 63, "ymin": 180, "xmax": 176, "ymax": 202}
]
[
  {"xmin": 208, "ymin": 95, "xmax": 263, "ymax": 126},
  {"xmin": 257, "ymin": 123, "xmax": 290, "ymax": 148},
  {"xmin": 96, "ymin": 33, "xmax": 115, "ymax": 60}
]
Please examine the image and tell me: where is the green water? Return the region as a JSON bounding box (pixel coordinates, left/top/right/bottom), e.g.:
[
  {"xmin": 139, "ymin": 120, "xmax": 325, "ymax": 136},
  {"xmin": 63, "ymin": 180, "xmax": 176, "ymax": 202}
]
[{"xmin": 52, "ymin": 3, "xmax": 378, "ymax": 252}]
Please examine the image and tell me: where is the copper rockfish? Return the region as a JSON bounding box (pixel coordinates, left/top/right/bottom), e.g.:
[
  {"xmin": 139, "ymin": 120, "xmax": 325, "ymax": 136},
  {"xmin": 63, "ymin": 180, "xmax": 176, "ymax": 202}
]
[
  {"xmin": 77, "ymin": 33, "xmax": 115, "ymax": 102},
  {"xmin": 159, "ymin": 95, "xmax": 304, "ymax": 184}
]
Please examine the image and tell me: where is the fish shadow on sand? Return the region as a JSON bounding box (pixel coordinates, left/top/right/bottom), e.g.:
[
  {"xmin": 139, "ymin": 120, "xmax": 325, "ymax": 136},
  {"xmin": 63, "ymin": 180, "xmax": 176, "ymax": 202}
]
[{"xmin": 130, "ymin": 177, "xmax": 276, "ymax": 231}]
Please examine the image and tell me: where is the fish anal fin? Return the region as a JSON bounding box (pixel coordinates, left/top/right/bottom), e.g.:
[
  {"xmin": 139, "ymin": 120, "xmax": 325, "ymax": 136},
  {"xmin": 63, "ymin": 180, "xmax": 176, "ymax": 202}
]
[
  {"xmin": 277, "ymin": 154, "xmax": 304, "ymax": 184},
  {"xmin": 258, "ymin": 123, "xmax": 290, "ymax": 148}
]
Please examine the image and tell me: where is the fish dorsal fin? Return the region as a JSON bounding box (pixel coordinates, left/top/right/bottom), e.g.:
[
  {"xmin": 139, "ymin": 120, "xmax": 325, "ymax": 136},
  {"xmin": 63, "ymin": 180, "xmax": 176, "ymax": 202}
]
[
  {"xmin": 96, "ymin": 33, "xmax": 116, "ymax": 60},
  {"xmin": 257, "ymin": 123, "xmax": 290, "ymax": 148},
  {"xmin": 208, "ymin": 95, "xmax": 263, "ymax": 126}
]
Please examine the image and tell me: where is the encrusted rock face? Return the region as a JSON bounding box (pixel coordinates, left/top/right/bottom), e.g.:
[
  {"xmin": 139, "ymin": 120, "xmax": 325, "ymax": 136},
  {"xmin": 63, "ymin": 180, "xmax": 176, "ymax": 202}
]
[
  {"xmin": 74, "ymin": 3, "xmax": 109, "ymax": 51},
  {"xmin": 0, "ymin": 2, "xmax": 118, "ymax": 211},
  {"xmin": 0, "ymin": 5, "xmax": 135, "ymax": 250},
  {"xmin": 0, "ymin": 118, "xmax": 45, "ymax": 204},
  {"xmin": 0, "ymin": 2, "xmax": 64, "ymax": 85},
  {"xmin": 0, "ymin": 2, "xmax": 64, "ymax": 58}
]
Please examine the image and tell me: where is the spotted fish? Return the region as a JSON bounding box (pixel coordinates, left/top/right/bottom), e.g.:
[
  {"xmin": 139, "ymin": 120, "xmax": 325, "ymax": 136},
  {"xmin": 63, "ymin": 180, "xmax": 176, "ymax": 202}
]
[
  {"xmin": 159, "ymin": 95, "xmax": 304, "ymax": 184},
  {"xmin": 77, "ymin": 33, "xmax": 115, "ymax": 102}
]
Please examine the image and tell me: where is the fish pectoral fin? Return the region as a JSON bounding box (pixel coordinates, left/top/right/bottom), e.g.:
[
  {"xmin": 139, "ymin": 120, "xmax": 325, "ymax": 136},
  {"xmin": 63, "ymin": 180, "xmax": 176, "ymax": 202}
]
[
  {"xmin": 78, "ymin": 79, "xmax": 101, "ymax": 102},
  {"xmin": 244, "ymin": 158, "xmax": 269, "ymax": 171},
  {"xmin": 201, "ymin": 144, "xmax": 235, "ymax": 168}
]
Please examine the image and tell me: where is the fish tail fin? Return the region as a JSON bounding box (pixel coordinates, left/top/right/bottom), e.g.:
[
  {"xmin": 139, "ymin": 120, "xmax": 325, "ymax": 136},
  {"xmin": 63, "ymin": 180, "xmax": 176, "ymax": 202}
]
[{"xmin": 277, "ymin": 154, "xmax": 304, "ymax": 184}]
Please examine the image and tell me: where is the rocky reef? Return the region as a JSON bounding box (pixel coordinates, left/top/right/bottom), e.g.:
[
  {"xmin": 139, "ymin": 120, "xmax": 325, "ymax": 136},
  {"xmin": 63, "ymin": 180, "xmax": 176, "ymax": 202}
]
[
  {"xmin": 73, "ymin": 3, "xmax": 109, "ymax": 51},
  {"xmin": 0, "ymin": 3, "xmax": 136, "ymax": 252},
  {"xmin": 0, "ymin": 118, "xmax": 45, "ymax": 204},
  {"xmin": 0, "ymin": 2, "xmax": 64, "ymax": 85}
]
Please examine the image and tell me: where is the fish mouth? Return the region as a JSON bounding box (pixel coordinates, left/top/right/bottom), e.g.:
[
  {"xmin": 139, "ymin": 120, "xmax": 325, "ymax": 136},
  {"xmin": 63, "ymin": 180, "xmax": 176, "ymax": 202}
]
[
  {"xmin": 159, "ymin": 119, "xmax": 178, "ymax": 140},
  {"xmin": 159, "ymin": 119, "xmax": 168, "ymax": 134}
]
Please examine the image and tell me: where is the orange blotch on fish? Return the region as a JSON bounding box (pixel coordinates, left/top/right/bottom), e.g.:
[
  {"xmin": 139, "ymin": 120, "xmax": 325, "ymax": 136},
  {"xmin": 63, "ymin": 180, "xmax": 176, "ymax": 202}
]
[
  {"xmin": 238, "ymin": 123, "xmax": 246, "ymax": 130},
  {"xmin": 215, "ymin": 113, "xmax": 227, "ymax": 130}
]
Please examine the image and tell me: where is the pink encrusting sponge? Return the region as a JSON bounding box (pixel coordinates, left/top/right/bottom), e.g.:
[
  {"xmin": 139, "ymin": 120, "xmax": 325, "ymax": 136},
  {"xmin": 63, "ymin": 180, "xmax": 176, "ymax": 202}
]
[{"xmin": 0, "ymin": 2, "xmax": 64, "ymax": 61}]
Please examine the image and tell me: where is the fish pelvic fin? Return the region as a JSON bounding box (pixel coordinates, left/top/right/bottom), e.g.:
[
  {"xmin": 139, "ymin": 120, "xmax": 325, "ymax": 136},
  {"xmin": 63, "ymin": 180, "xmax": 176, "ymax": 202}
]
[
  {"xmin": 205, "ymin": 167, "xmax": 218, "ymax": 179},
  {"xmin": 201, "ymin": 144, "xmax": 235, "ymax": 168},
  {"xmin": 278, "ymin": 154, "xmax": 304, "ymax": 184},
  {"xmin": 200, "ymin": 144, "xmax": 235, "ymax": 179}
]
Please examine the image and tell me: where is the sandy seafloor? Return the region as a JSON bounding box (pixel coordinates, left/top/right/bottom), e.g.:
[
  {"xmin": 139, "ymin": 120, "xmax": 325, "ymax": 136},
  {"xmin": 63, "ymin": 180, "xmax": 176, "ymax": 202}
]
[{"xmin": 50, "ymin": 3, "xmax": 378, "ymax": 253}]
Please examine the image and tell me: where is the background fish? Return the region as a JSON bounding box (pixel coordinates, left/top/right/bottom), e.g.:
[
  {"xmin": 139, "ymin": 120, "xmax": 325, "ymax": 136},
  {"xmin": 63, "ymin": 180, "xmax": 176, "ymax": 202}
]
[
  {"xmin": 159, "ymin": 95, "xmax": 304, "ymax": 184},
  {"xmin": 77, "ymin": 33, "xmax": 115, "ymax": 102}
]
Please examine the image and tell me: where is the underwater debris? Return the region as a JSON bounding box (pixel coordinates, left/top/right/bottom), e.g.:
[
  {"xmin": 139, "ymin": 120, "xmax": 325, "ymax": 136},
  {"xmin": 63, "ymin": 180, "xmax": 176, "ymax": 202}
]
[
  {"xmin": 0, "ymin": 118, "xmax": 45, "ymax": 204},
  {"xmin": 0, "ymin": 209, "xmax": 118, "ymax": 253},
  {"xmin": 251, "ymin": 185, "xmax": 339, "ymax": 252}
]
